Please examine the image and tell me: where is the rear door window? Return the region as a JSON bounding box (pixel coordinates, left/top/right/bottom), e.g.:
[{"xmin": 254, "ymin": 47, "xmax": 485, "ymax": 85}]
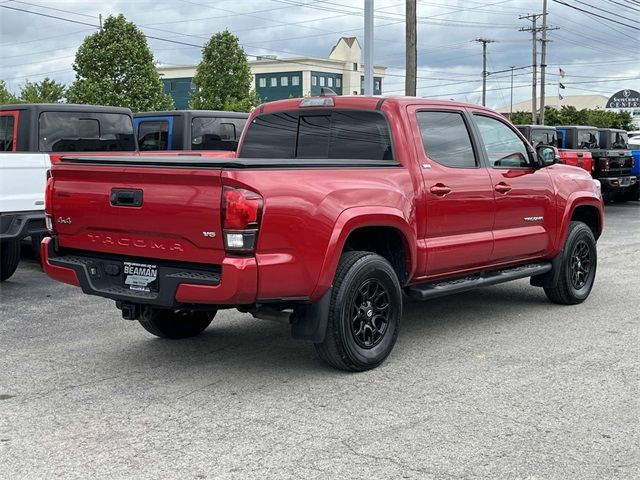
[
  {"xmin": 39, "ymin": 112, "xmax": 136, "ymax": 152},
  {"xmin": 191, "ymin": 117, "xmax": 245, "ymax": 151},
  {"xmin": 473, "ymin": 114, "xmax": 531, "ymax": 168},
  {"xmin": 0, "ymin": 114, "xmax": 15, "ymax": 152},
  {"xmin": 240, "ymin": 109, "xmax": 393, "ymax": 160},
  {"xmin": 137, "ymin": 120, "xmax": 169, "ymax": 151},
  {"xmin": 416, "ymin": 110, "xmax": 476, "ymax": 168}
]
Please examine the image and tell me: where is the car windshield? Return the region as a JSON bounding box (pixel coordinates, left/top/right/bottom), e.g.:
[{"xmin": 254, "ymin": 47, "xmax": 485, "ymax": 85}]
[
  {"xmin": 611, "ymin": 131, "xmax": 628, "ymax": 149},
  {"xmin": 577, "ymin": 130, "xmax": 598, "ymax": 149}
]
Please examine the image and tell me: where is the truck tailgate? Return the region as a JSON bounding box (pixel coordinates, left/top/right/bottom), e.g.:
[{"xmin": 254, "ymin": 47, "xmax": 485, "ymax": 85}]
[{"xmin": 50, "ymin": 158, "xmax": 226, "ymax": 264}]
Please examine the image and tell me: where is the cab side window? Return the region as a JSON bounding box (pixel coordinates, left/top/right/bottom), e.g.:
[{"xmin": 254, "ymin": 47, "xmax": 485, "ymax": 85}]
[
  {"xmin": 416, "ymin": 110, "xmax": 477, "ymax": 168},
  {"xmin": 0, "ymin": 115, "xmax": 15, "ymax": 151},
  {"xmin": 473, "ymin": 115, "xmax": 531, "ymax": 168}
]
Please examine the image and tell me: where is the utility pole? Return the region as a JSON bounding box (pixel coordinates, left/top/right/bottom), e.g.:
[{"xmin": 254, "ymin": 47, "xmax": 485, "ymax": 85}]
[
  {"xmin": 520, "ymin": 13, "xmax": 542, "ymax": 124},
  {"xmin": 476, "ymin": 38, "xmax": 495, "ymax": 107},
  {"xmin": 364, "ymin": 0, "xmax": 374, "ymax": 95},
  {"xmin": 509, "ymin": 66, "xmax": 515, "ymax": 117},
  {"xmin": 538, "ymin": 0, "xmax": 559, "ymax": 125},
  {"xmin": 405, "ymin": 0, "xmax": 417, "ymax": 96},
  {"xmin": 99, "ymin": 13, "xmax": 103, "ymax": 31}
]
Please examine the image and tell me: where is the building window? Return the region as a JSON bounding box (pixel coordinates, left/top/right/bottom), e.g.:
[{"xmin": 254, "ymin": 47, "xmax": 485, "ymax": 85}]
[
  {"xmin": 327, "ymin": 77, "xmax": 333, "ymax": 87},
  {"xmin": 375, "ymin": 80, "xmax": 380, "ymax": 91},
  {"xmin": 319, "ymin": 77, "xmax": 325, "ymax": 87},
  {"xmin": 312, "ymin": 76, "xmax": 317, "ymax": 86},
  {"xmin": 270, "ymin": 77, "xmax": 277, "ymax": 87},
  {"xmin": 170, "ymin": 81, "xmax": 176, "ymax": 91},
  {"xmin": 292, "ymin": 76, "xmax": 300, "ymax": 86},
  {"xmin": 259, "ymin": 78, "xmax": 266, "ymax": 88},
  {"xmin": 353, "ymin": 62, "xmax": 358, "ymax": 71},
  {"xmin": 335, "ymin": 78, "xmax": 341, "ymax": 88},
  {"xmin": 281, "ymin": 76, "xmax": 288, "ymax": 86}
]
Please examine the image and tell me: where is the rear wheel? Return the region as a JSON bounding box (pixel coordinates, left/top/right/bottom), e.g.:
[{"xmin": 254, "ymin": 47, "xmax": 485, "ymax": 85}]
[
  {"xmin": 138, "ymin": 309, "xmax": 216, "ymax": 339},
  {"xmin": 544, "ymin": 221, "xmax": 597, "ymax": 305},
  {"xmin": 315, "ymin": 251, "xmax": 402, "ymax": 372},
  {"xmin": 0, "ymin": 239, "xmax": 21, "ymax": 282}
]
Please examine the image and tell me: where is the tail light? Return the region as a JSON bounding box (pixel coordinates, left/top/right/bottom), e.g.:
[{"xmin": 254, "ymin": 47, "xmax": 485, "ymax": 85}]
[
  {"xmin": 221, "ymin": 186, "xmax": 263, "ymax": 253},
  {"xmin": 44, "ymin": 170, "xmax": 54, "ymax": 233}
]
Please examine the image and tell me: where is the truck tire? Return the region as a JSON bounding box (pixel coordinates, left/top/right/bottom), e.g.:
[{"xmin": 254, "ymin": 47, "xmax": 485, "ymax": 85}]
[
  {"xmin": 544, "ymin": 221, "xmax": 597, "ymax": 305},
  {"xmin": 0, "ymin": 239, "xmax": 21, "ymax": 282},
  {"xmin": 315, "ymin": 251, "xmax": 402, "ymax": 372},
  {"xmin": 138, "ymin": 309, "xmax": 216, "ymax": 339},
  {"xmin": 624, "ymin": 184, "xmax": 639, "ymax": 201}
]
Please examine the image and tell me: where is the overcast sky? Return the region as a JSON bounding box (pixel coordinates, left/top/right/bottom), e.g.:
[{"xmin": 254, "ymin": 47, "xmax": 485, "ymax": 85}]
[{"xmin": 1, "ymin": 0, "xmax": 638, "ymax": 109}]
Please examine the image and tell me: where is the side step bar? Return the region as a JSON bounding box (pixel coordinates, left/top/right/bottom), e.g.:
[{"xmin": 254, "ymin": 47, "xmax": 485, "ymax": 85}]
[{"xmin": 407, "ymin": 262, "xmax": 552, "ymax": 301}]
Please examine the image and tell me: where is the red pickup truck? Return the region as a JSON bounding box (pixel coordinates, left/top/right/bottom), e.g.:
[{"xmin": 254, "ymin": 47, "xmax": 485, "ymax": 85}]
[{"xmin": 42, "ymin": 95, "xmax": 604, "ymax": 371}]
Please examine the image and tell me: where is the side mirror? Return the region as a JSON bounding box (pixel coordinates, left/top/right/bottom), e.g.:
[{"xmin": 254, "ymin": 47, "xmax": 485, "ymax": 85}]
[{"xmin": 536, "ymin": 145, "xmax": 559, "ymax": 167}]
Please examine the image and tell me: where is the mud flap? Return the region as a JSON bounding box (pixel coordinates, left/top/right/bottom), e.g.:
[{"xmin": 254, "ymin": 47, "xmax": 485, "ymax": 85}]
[
  {"xmin": 291, "ymin": 288, "xmax": 332, "ymax": 342},
  {"xmin": 530, "ymin": 250, "xmax": 563, "ymax": 288}
]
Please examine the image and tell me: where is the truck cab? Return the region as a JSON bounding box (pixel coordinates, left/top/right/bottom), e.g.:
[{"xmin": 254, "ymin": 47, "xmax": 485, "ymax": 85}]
[
  {"xmin": 556, "ymin": 125, "xmax": 635, "ymax": 202},
  {"xmin": 516, "ymin": 124, "xmax": 592, "ymax": 173},
  {"xmin": 0, "ymin": 104, "xmax": 136, "ymax": 281},
  {"xmin": 134, "ymin": 110, "xmax": 248, "ymax": 152}
]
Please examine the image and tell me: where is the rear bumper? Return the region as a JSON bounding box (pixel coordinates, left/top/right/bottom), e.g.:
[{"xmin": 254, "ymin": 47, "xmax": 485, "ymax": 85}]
[
  {"xmin": 0, "ymin": 211, "xmax": 47, "ymax": 241},
  {"xmin": 599, "ymin": 176, "xmax": 637, "ymax": 190},
  {"xmin": 41, "ymin": 237, "xmax": 257, "ymax": 307}
]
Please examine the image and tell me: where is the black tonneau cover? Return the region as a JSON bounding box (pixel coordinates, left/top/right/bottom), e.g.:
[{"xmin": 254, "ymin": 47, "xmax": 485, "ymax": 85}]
[{"xmin": 58, "ymin": 155, "xmax": 400, "ymax": 169}]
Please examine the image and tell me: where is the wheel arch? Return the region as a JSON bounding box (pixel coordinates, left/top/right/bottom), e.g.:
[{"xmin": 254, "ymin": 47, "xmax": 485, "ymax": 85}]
[
  {"xmin": 309, "ymin": 207, "xmax": 416, "ymax": 301},
  {"xmin": 558, "ymin": 195, "xmax": 604, "ymax": 247}
]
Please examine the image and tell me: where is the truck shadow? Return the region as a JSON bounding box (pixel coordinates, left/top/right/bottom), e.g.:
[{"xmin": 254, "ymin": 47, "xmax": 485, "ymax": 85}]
[{"xmin": 108, "ymin": 281, "xmax": 550, "ymax": 377}]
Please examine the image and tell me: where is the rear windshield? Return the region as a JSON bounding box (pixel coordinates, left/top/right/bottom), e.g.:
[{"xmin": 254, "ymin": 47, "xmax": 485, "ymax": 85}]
[
  {"xmin": 191, "ymin": 117, "xmax": 246, "ymax": 151},
  {"xmin": 138, "ymin": 120, "xmax": 169, "ymax": 151},
  {"xmin": 611, "ymin": 131, "xmax": 628, "ymax": 149},
  {"xmin": 577, "ymin": 130, "xmax": 598, "ymax": 149},
  {"xmin": 530, "ymin": 129, "xmax": 556, "ymax": 147},
  {"xmin": 239, "ymin": 109, "xmax": 393, "ymax": 160},
  {"xmin": 0, "ymin": 114, "xmax": 15, "ymax": 151},
  {"xmin": 39, "ymin": 112, "xmax": 135, "ymax": 152}
]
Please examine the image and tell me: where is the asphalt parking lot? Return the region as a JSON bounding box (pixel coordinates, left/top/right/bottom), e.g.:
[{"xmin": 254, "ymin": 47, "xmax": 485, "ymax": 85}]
[{"xmin": 1, "ymin": 202, "xmax": 638, "ymax": 480}]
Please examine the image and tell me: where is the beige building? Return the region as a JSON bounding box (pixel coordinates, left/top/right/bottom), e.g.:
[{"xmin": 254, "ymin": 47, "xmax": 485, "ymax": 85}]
[{"xmin": 158, "ymin": 37, "xmax": 387, "ymax": 108}]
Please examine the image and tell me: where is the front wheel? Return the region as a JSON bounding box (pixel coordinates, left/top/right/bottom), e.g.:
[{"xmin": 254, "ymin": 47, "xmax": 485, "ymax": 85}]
[
  {"xmin": 0, "ymin": 239, "xmax": 21, "ymax": 282},
  {"xmin": 138, "ymin": 309, "xmax": 216, "ymax": 339},
  {"xmin": 544, "ymin": 221, "xmax": 597, "ymax": 305},
  {"xmin": 315, "ymin": 251, "xmax": 402, "ymax": 372}
]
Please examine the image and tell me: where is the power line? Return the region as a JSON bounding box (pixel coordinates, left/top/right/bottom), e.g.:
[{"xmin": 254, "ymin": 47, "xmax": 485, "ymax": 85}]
[
  {"xmin": 551, "ymin": 0, "xmax": 640, "ymax": 31},
  {"xmin": 8, "ymin": 0, "xmax": 97, "ymax": 19}
]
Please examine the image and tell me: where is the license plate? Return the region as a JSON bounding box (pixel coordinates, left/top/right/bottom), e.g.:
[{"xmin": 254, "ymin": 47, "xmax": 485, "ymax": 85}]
[
  {"xmin": 620, "ymin": 177, "xmax": 630, "ymax": 187},
  {"xmin": 123, "ymin": 261, "xmax": 158, "ymax": 292}
]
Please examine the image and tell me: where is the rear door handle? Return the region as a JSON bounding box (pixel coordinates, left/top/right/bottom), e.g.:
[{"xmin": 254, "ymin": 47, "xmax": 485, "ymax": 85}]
[
  {"xmin": 494, "ymin": 182, "xmax": 512, "ymax": 194},
  {"xmin": 429, "ymin": 184, "xmax": 452, "ymax": 196}
]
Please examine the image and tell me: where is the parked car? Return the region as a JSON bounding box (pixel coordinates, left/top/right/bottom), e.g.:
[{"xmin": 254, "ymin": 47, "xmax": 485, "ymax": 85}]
[
  {"xmin": 626, "ymin": 133, "xmax": 640, "ymax": 201},
  {"xmin": 516, "ymin": 124, "xmax": 592, "ymax": 173},
  {"xmin": 0, "ymin": 104, "xmax": 136, "ymax": 281},
  {"xmin": 41, "ymin": 96, "xmax": 603, "ymax": 371},
  {"xmin": 596, "ymin": 128, "xmax": 636, "ymax": 201},
  {"xmin": 556, "ymin": 125, "xmax": 635, "ymax": 202},
  {"xmin": 134, "ymin": 110, "xmax": 248, "ymax": 152}
]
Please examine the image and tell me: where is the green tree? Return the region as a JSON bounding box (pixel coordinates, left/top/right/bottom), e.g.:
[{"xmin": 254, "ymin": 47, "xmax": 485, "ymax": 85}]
[
  {"xmin": 0, "ymin": 81, "xmax": 19, "ymax": 105},
  {"xmin": 67, "ymin": 14, "xmax": 173, "ymax": 112},
  {"xmin": 509, "ymin": 106, "xmax": 633, "ymax": 130},
  {"xmin": 189, "ymin": 30, "xmax": 258, "ymax": 112},
  {"xmin": 19, "ymin": 77, "xmax": 66, "ymax": 103}
]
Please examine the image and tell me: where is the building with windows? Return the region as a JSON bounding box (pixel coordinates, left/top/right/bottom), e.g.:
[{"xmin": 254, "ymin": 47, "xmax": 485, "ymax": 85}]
[{"xmin": 157, "ymin": 37, "xmax": 386, "ymax": 109}]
